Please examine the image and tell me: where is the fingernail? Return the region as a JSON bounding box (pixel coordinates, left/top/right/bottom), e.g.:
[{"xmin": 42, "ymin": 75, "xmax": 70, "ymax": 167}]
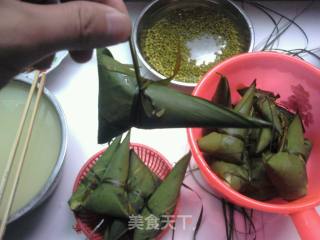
[{"xmin": 106, "ymin": 11, "xmax": 131, "ymax": 44}]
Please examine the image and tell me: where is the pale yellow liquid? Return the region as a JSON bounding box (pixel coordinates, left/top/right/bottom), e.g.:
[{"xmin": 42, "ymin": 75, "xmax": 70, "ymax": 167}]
[{"xmin": 0, "ymin": 81, "xmax": 62, "ymax": 217}]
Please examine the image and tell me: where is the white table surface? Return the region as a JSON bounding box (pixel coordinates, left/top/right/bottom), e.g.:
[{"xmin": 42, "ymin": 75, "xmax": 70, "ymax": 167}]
[{"xmin": 4, "ymin": 1, "xmax": 320, "ymax": 240}]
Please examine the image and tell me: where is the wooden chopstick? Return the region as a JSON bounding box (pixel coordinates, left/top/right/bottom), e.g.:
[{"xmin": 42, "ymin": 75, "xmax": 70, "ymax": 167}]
[
  {"xmin": 0, "ymin": 72, "xmax": 47, "ymax": 239},
  {"xmin": 0, "ymin": 71, "xmax": 40, "ymax": 202}
]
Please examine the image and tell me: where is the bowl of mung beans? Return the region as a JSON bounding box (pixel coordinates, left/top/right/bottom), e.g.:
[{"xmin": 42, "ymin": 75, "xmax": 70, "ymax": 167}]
[{"xmin": 132, "ymin": 0, "xmax": 254, "ymax": 92}]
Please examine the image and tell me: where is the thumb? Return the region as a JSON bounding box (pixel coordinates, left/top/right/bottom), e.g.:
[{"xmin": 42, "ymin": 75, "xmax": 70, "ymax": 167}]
[{"xmin": 21, "ymin": 1, "xmax": 131, "ymax": 52}]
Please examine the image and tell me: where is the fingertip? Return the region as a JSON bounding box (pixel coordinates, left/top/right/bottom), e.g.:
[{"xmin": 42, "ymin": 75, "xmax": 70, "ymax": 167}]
[
  {"xmin": 105, "ymin": 11, "xmax": 132, "ymax": 44},
  {"xmin": 69, "ymin": 50, "xmax": 93, "ymax": 63}
]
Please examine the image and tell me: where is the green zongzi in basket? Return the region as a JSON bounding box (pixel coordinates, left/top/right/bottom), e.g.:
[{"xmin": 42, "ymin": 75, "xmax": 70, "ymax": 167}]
[{"xmin": 69, "ymin": 133, "xmax": 191, "ymax": 240}]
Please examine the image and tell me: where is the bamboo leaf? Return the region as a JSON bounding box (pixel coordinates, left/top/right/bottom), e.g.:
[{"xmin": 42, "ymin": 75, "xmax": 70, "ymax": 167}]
[
  {"xmin": 287, "ymin": 115, "xmax": 305, "ymax": 157},
  {"xmin": 198, "ymin": 132, "xmax": 245, "ymax": 164},
  {"xmin": 68, "ymin": 136, "xmax": 122, "ymax": 211},
  {"xmin": 256, "ymin": 128, "xmax": 273, "ymax": 154},
  {"xmin": 127, "ymin": 150, "xmax": 161, "ymax": 214},
  {"xmin": 140, "ymin": 83, "xmax": 269, "ymax": 129},
  {"xmin": 85, "ymin": 133, "xmax": 131, "ymax": 217},
  {"xmin": 97, "ymin": 49, "xmax": 139, "ymax": 143},
  {"xmin": 265, "ymin": 152, "xmax": 307, "ymax": 201},
  {"xmin": 221, "ymin": 80, "xmax": 256, "ymax": 140},
  {"xmin": 133, "ymin": 153, "xmax": 191, "ymax": 240},
  {"xmin": 211, "ymin": 161, "xmax": 249, "ymax": 192},
  {"xmin": 212, "ymin": 73, "xmax": 232, "ymax": 108}
]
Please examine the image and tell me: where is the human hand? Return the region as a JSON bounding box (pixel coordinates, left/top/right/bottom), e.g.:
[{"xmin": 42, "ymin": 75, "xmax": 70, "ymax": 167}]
[{"xmin": 0, "ymin": 0, "xmax": 131, "ymax": 88}]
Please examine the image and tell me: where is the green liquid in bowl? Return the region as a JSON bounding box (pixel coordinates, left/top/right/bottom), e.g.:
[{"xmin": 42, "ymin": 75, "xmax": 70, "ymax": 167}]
[{"xmin": 0, "ymin": 81, "xmax": 62, "ymax": 218}]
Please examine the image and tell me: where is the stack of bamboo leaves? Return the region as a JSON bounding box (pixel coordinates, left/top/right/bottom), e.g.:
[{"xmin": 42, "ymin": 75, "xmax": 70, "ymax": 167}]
[
  {"xmin": 198, "ymin": 76, "xmax": 312, "ymax": 201},
  {"xmin": 69, "ymin": 132, "xmax": 191, "ymax": 240}
]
